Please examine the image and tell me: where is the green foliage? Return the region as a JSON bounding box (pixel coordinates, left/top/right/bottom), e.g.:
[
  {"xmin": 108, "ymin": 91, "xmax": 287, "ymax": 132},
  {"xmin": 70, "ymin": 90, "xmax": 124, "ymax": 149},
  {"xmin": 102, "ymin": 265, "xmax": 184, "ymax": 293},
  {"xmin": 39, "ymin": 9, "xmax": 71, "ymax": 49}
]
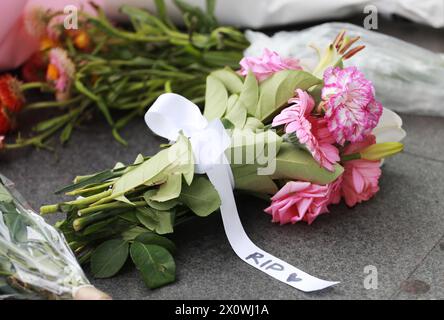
[
  {"xmin": 90, "ymin": 239, "xmax": 129, "ymax": 278},
  {"xmin": 130, "ymin": 242, "xmax": 176, "ymax": 289}
]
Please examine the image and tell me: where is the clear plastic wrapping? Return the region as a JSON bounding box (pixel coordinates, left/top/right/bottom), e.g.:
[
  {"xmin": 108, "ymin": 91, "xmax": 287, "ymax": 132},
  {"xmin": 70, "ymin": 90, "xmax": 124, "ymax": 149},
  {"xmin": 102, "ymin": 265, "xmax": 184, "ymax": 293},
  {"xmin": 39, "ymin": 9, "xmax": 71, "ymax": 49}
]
[{"xmin": 0, "ymin": 175, "xmax": 90, "ymax": 299}]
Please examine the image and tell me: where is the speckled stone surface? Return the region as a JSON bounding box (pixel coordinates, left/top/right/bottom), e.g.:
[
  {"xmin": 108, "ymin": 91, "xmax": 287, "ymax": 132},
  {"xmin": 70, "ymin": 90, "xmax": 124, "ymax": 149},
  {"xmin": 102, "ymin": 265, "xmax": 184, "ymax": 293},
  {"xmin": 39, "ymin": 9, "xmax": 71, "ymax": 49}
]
[{"xmin": 0, "ymin": 17, "xmax": 443, "ymax": 300}]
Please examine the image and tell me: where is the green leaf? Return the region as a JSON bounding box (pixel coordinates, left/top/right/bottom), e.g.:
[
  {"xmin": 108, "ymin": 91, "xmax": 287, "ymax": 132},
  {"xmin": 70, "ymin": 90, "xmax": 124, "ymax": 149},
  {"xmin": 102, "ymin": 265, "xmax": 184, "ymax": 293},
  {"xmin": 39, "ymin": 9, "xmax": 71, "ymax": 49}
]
[
  {"xmin": 90, "ymin": 239, "xmax": 129, "ymax": 278},
  {"xmin": 224, "ymin": 96, "xmax": 247, "ymax": 129},
  {"xmin": 55, "ymin": 169, "xmax": 118, "ymax": 194},
  {"xmin": 150, "ymin": 174, "xmax": 182, "ymax": 202},
  {"xmin": 179, "ymin": 176, "xmax": 220, "ymax": 217},
  {"xmin": 203, "ymin": 75, "xmax": 228, "ymax": 121},
  {"xmin": 75, "ymin": 80, "xmax": 114, "ymax": 125},
  {"xmin": 82, "ymin": 217, "xmax": 118, "ymax": 236},
  {"xmin": 255, "ymin": 70, "xmax": 321, "ymax": 122},
  {"xmin": 136, "ymin": 207, "xmax": 174, "ymax": 234},
  {"xmin": 60, "ymin": 122, "xmax": 74, "ymax": 144},
  {"xmin": 273, "ymin": 143, "xmax": 344, "ymax": 185},
  {"xmin": 3, "ymin": 214, "xmax": 27, "ymax": 243},
  {"xmin": 231, "ymin": 165, "xmax": 278, "ymax": 194},
  {"xmin": 244, "ymin": 117, "xmax": 264, "ymax": 131},
  {"xmin": 221, "ymin": 118, "xmax": 235, "ymax": 130},
  {"xmin": 239, "ymin": 71, "xmax": 259, "ymax": 116},
  {"xmin": 0, "ymin": 183, "xmax": 13, "ymax": 202},
  {"xmin": 120, "ymin": 210, "xmax": 139, "ymax": 223},
  {"xmin": 135, "ymin": 232, "xmax": 176, "ymax": 254},
  {"xmin": 226, "ymin": 94, "xmax": 239, "ymax": 114},
  {"xmin": 153, "ymin": 0, "xmax": 176, "ymax": 29},
  {"xmin": 111, "ymin": 134, "xmax": 192, "ymax": 200},
  {"xmin": 121, "ymin": 226, "xmax": 148, "ymax": 241},
  {"xmin": 143, "ymin": 190, "xmax": 179, "ymax": 211},
  {"xmin": 130, "ymin": 242, "xmax": 176, "ymax": 289},
  {"xmin": 227, "ymin": 128, "xmax": 282, "ymax": 166},
  {"xmin": 33, "ymin": 113, "xmax": 72, "ymax": 133},
  {"xmin": 211, "ymin": 69, "xmax": 243, "ymax": 94}
]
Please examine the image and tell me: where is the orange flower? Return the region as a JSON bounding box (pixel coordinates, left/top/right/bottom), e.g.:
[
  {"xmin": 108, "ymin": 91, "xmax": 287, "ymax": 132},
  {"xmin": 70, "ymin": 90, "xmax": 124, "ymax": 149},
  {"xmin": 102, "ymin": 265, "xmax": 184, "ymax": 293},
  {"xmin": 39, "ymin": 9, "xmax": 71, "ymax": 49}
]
[
  {"xmin": 40, "ymin": 36, "xmax": 59, "ymax": 51},
  {"xmin": 46, "ymin": 63, "xmax": 59, "ymax": 82},
  {"xmin": 0, "ymin": 75, "xmax": 25, "ymax": 113},
  {"xmin": 74, "ymin": 31, "xmax": 91, "ymax": 50}
]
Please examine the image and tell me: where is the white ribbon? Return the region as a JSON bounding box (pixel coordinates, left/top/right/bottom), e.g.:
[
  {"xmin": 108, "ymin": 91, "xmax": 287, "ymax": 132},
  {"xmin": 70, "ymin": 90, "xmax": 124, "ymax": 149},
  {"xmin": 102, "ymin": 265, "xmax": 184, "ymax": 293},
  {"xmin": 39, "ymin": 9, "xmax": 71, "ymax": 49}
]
[{"xmin": 145, "ymin": 93, "xmax": 339, "ymax": 292}]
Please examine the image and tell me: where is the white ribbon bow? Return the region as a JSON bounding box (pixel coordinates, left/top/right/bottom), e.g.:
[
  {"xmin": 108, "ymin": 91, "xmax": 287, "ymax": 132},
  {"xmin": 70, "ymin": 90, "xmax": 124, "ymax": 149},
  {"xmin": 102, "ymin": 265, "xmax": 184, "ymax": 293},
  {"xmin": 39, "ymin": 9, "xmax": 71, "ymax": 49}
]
[{"xmin": 145, "ymin": 93, "xmax": 339, "ymax": 292}]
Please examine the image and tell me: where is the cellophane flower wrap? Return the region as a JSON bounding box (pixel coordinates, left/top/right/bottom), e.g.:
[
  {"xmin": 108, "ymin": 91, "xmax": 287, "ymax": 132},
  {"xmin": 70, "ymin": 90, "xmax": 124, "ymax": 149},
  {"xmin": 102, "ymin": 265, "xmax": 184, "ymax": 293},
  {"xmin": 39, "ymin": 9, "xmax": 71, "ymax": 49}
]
[
  {"xmin": 0, "ymin": 175, "xmax": 109, "ymax": 300},
  {"xmin": 42, "ymin": 31, "xmax": 404, "ymax": 290}
]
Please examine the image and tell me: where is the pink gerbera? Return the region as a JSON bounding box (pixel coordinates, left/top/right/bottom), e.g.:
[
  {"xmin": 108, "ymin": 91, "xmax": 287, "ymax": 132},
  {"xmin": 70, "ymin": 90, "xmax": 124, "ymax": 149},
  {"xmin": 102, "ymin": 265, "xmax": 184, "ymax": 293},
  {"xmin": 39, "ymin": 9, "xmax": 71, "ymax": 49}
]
[
  {"xmin": 341, "ymin": 135, "xmax": 381, "ymax": 207},
  {"xmin": 322, "ymin": 66, "xmax": 383, "ymax": 145},
  {"xmin": 272, "ymin": 89, "xmax": 340, "ymax": 172},
  {"xmin": 238, "ymin": 48, "xmax": 302, "ymax": 82}
]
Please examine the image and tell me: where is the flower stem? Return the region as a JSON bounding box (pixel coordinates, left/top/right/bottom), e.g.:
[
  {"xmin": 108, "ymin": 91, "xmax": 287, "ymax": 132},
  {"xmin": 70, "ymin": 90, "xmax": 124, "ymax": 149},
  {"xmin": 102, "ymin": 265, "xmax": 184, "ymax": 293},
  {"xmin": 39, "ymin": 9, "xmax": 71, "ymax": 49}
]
[
  {"xmin": 24, "ymin": 97, "xmax": 82, "ymax": 110},
  {"xmin": 20, "ymin": 82, "xmax": 51, "ymax": 92},
  {"xmin": 341, "ymin": 153, "xmax": 361, "ymax": 162},
  {"xmin": 67, "ymin": 190, "xmax": 112, "ymax": 206},
  {"xmin": 78, "ymin": 201, "xmax": 146, "ymax": 216}
]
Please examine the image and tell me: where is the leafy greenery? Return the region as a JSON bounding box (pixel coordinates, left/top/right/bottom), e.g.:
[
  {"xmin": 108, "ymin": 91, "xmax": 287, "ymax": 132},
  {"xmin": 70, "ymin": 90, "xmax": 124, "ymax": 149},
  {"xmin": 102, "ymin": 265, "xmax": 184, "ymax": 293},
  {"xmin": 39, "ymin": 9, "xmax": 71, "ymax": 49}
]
[
  {"xmin": 90, "ymin": 239, "xmax": 129, "ymax": 278},
  {"xmin": 6, "ymin": 0, "xmax": 248, "ymax": 149},
  {"xmin": 130, "ymin": 242, "xmax": 176, "ymax": 289}
]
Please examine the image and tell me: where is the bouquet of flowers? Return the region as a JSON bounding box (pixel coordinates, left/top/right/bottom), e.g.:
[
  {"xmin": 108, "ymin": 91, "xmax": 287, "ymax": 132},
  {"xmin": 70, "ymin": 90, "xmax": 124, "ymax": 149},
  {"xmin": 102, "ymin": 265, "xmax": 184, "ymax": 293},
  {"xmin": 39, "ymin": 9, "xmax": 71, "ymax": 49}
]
[
  {"xmin": 1, "ymin": 0, "xmax": 247, "ymax": 149},
  {"xmin": 41, "ymin": 31, "xmax": 404, "ymax": 290},
  {"xmin": 0, "ymin": 174, "xmax": 110, "ymax": 300}
]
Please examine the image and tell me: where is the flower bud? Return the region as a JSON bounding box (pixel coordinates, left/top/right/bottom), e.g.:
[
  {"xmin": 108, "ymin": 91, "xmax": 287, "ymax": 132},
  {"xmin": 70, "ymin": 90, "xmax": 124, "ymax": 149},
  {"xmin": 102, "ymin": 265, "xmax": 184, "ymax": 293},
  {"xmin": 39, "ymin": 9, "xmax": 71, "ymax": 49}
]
[
  {"xmin": 74, "ymin": 31, "xmax": 90, "ymax": 50},
  {"xmin": 360, "ymin": 142, "xmax": 403, "ymax": 161}
]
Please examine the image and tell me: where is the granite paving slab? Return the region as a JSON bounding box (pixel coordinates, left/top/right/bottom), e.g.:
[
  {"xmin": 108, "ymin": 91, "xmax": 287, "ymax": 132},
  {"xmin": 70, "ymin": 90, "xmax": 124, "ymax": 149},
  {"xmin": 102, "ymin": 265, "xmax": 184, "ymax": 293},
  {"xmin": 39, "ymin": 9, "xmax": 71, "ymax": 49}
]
[
  {"xmin": 0, "ymin": 17, "xmax": 443, "ymax": 300},
  {"xmin": 1, "ymin": 112, "xmax": 443, "ymax": 299}
]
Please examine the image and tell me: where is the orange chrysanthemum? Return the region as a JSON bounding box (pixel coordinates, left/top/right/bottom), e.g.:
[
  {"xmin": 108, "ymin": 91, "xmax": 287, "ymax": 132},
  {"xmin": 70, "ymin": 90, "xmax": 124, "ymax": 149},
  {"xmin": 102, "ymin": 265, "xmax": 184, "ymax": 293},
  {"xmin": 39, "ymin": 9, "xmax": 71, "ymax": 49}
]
[{"xmin": 0, "ymin": 75, "xmax": 25, "ymax": 113}]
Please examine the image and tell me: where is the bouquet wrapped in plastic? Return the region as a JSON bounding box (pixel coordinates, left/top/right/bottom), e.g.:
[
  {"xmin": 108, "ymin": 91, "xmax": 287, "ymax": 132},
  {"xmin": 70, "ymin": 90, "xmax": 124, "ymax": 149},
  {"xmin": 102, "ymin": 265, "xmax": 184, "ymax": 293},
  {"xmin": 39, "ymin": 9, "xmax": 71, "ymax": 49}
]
[
  {"xmin": 0, "ymin": 175, "xmax": 110, "ymax": 300},
  {"xmin": 42, "ymin": 31, "xmax": 405, "ymax": 291}
]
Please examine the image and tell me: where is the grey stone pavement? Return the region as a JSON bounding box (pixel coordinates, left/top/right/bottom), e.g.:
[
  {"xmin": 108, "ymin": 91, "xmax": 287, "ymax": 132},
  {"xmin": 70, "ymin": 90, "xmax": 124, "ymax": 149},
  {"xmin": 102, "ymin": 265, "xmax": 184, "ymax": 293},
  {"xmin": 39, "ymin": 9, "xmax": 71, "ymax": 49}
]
[{"xmin": 0, "ymin": 17, "xmax": 443, "ymax": 300}]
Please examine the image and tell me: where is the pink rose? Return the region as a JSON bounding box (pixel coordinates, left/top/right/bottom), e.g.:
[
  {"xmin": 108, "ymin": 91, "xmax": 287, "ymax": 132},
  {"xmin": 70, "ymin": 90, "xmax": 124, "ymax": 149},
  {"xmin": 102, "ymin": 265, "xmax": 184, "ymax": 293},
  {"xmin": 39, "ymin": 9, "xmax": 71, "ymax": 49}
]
[
  {"xmin": 341, "ymin": 135, "xmax": 381, "ymax": 206},
  {"xmin": 238, "ymin": 48, "xmax": 302, "ymax": 82},
  {"xmin": 265, "ymin": 180, "xmax": 341, "ymax": 225}
]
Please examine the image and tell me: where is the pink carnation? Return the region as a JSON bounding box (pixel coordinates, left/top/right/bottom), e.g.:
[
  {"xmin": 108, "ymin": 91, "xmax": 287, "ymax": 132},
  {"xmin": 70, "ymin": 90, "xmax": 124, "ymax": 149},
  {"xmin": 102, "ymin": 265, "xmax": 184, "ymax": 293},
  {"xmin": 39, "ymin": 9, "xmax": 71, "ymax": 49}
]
[
  {"xmin": 322, "ymin": 66, "xmax": 383, "ymax": 145},
  {"xmin": 265, "ymin": 178, "xmax": 343, "ymax": 225},
  {"xmin": 272, "ymin": 89, "xmax": 340, "ymax": 172},
  {"xmin": 238, "ymin": 48, "xmax": 302, "ymax": 82},
  {"xmin": 341, "ymin": 135, "xmax": 381, "ymax": 207}
]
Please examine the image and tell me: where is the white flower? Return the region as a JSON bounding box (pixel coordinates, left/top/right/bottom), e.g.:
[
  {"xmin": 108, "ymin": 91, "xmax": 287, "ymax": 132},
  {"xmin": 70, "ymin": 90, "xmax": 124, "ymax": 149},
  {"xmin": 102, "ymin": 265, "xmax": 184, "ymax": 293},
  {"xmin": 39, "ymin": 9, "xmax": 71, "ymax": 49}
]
[{"xmin": 372, "ymin": 108, "xmax": 406, "ymax": 143}]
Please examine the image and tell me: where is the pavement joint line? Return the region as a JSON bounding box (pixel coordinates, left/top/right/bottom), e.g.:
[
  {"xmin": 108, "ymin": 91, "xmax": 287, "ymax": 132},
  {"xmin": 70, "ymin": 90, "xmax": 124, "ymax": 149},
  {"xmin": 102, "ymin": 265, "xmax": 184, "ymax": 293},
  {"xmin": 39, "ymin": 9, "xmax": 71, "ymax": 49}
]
[
  {"xmin": 402, "ymin": 150, "xmax": 444, "ymax": 164},
  {"xmin": 389, "ymin": 232, "xmax": 444, "ymax": 299}
]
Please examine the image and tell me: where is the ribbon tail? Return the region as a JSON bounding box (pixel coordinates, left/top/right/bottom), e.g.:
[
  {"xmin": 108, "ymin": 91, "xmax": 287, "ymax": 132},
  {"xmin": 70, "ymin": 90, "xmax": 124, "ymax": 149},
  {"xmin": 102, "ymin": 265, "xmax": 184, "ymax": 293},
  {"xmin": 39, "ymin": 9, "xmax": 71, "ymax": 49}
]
[{"xmin": 205, "ymin": 165, "xmax": 339, "ymax": 293}]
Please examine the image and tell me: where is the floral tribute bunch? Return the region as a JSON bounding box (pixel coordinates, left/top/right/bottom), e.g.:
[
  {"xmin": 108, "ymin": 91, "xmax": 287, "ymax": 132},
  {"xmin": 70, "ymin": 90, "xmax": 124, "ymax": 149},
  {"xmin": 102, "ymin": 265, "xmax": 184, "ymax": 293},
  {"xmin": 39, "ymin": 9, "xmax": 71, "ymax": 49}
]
[
  {"xmin": 0, "ymin": 0, "xmax": 247, "ymax": 149},
  {"xmin": 0, "ymin": 175, "xmax": 110, "ymax": 300},
  {"xmin": 41, "ymin": 32, "xmax": 404, "ymax": 289}
]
